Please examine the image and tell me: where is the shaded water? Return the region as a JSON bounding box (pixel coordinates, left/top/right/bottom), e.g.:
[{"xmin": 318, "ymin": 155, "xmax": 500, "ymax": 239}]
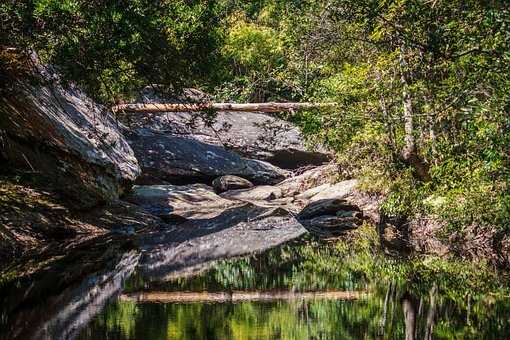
[{"xmin": 1, "ymin": 234, "xmax": 509, "ymax": 339}]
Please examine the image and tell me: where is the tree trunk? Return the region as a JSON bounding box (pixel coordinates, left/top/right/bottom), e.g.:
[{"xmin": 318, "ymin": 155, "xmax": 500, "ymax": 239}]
[
  {"xmin": 399, "ymin": 45, "xmax": 431, "ymax": 181},
  {"xmin": 112, "ymin": 102, "xmax": 337, "ymax": 114}
]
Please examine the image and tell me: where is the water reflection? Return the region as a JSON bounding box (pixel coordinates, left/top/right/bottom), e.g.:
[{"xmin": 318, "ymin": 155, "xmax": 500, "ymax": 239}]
[
  {"xmin": 0, "ymin": 236, "xmax": 139, "ymax": 340},
  {"xmin": 82, "ymin": 240, "xmax": 510, "ymax": 340},
  {"xmin": 1, "ymin": 234, "xmax": 509, "ymax": 340}
]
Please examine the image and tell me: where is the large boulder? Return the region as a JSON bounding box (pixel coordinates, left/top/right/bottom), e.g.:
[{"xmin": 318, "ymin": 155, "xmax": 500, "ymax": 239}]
[
  {"xmin": 0, "ymin": 57, "xmax": 140, "ymax": 208},
  {"xmin": 125, "ymin": 128, "xmax": 289, "ymax": 185},
  {"xmin": 122, "ymin": 86, "xmax": 331, "ymax": 169}
]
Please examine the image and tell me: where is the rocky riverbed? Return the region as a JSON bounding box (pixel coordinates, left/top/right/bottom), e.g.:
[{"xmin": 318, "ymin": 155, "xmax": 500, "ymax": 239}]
[
  {"xmin": 0, "ymin": 56, "xmax": 372, "ymax": 266},
  {"xmin": 1, "ymin": 56, "xmax": 509, "ymax": 268}
]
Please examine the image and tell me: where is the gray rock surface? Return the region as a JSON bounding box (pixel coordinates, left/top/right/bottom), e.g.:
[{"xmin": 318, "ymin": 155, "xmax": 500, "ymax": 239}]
[
  {"xmin": 212, "ymin": 175, "xmax": 253, "ymax": 193},
  {"xmin": 309, "ymin": 179, "xmax": 358, "ymax": 201},
  {"xmin": 122, "ymin": 86, "xmax": 331, "ymax": 169},
  {"xmin": 125, "ymin": 128, "xmax": 289, "ymax": 185},
  {"xmin": 0, "ymin": 57, "xmax": 140, "ymax": 208},
  {"xmin": 126, "ymin": 184, "xmax": 241, "ymax": 220},
  {"xmin": 220, "ymin": 185, "xmax": 283, "ymax": 202}
]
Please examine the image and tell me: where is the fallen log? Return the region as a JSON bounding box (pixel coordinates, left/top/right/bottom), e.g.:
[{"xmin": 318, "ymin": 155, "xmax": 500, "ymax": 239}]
[{"xmin": 112, "ymin": 102, "xmax": 337, "ymax": 114}]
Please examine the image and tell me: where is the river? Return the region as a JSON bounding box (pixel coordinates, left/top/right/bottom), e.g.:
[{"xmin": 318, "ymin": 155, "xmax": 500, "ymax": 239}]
[{"xmin": 1, "ymin": 227, "xmax": 508, "ymax": 340}]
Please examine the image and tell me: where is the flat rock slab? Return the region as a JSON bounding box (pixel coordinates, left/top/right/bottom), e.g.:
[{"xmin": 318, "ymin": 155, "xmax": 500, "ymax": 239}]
[
  {"xmin": 126, "ymin": 184, "xmax": 241, "ymax": 220},
  {"xmin": 138, "ymin": 203, "xmax": 307, "ymax": 281}
]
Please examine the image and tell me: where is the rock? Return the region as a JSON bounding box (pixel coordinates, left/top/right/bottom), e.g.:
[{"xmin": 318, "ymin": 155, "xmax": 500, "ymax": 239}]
[
  {"xmin": 297, "ymin": 198, "xmax": 361, "ymax": 220},
  {"xmin": 295, "ymin": 183, "xmax": 332, "ymax": 200},
  {"xmin": 277, "ymin": 164, "xmax": 338, "ymax": 196},
  {"xmin": 212, "ymin": 175, "xmax": 253, "ymax": 193},
  {"xmin": 309, "ymin": 179, "xmax": 358, "ymax": 201},
  {"xmin": 296, "ymin": 196, "xmax": 364, "ymax": 238},
  {"xmin": 122, "ymin": 87, "xmax": 331, "ymax": 169},
  {"xmin": 0, "ymin": 56, "xmax": 140, "ymax": 208},
  {"xmin": 243, "ymin": 158, "xmax": 290, "ymax": 185},
  {"xmin": 0, "ymin": 177, "xmax": 163, "ymax": 264},
  {"xmin": 125, "ymin": 128, "xmax": 290, "ymax": 185},
  {"xmin": 126, "ymin": 184, "xmax": 242, "ymax": 220},
  {"xmin": 220, "ymin": 185, "xmax": 283, "ymax": 201},
  {"xmin": 301, "ymin": 215, "xmax": 363, "ymax": 237}
]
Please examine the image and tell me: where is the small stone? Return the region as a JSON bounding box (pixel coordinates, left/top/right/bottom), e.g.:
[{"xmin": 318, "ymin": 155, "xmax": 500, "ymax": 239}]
[
  {"xmin": 220, "ymin": 186, "xmax": 283, "ymax": 201},
  {"xmin": 212, "ymin": 175, "xmax": 253, "ymax": 193}
]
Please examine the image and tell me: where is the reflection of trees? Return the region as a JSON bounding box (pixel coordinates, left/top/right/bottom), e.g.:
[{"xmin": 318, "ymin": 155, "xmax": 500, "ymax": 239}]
[
  {"xmin": 424, "ymin": 283, "xmax": 438, "ymax": 340},
  {"xmin": 402, "ymin": 291, "xmax": 418, "ymax": 340},
  {"xmin": 4, "ymin": 234, "xmax": 510, "ymax": 339}
]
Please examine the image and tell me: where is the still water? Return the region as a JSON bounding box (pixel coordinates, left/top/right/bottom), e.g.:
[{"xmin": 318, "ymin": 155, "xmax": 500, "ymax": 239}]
[
  {"xmin": 1, "ymin": 236, "xmax": 509, "ymax": 339},
  {"xmin": 79, "ymin": 239, "xmax": 509, "ymax": 340}
]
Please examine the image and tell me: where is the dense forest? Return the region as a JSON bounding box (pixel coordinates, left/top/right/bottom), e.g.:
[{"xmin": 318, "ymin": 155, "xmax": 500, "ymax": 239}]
[{"xmin": 1, "ymin": 1, "xmax": 510, "ymax": 339}]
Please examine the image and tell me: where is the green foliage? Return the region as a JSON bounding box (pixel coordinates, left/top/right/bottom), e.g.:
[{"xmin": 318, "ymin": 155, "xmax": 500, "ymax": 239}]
[
  {"xmin": 1, "ymin": 0, "xmax": 225, "ymax": 102},
  {"xmin": 273, "ymin": 0, "xmax": 510, "ymax": 232}
]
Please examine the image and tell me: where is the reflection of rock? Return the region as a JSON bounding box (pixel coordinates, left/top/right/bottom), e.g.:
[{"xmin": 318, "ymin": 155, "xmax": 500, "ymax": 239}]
[
  {"xmin": 125, "ymin": 128, "xmax": 289, "ymax": 185},
  {"xmin": 124, "ymin": 86, "xmax": 331, "ymax": 169},
  {"xmin": 126, "ymin": 184, "xmax": 241, "ymax": 220},
  {"xmin": 32, "ymin": 251, "xmax": 139, "ymax": 340},
  {"xmin": 213, "ymin": 175, "xmax": 254, "ymax": 193},
  {"xmin": 138, "ymin": 203, "xmax": 306, "ymax": 281},
  {"xmin": 0, "ymin": 235, "xmax": 140, "ymax": 340},
  {"xmin": 0, "ymin": 56, "xmax": 140, "ymax": 208}
]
